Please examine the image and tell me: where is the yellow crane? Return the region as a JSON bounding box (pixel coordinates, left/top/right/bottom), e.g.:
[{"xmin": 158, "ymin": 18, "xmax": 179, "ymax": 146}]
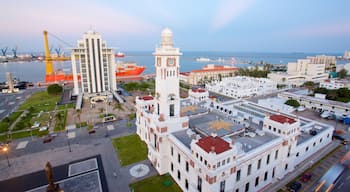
[{"xmin": 43, "ymin": 30, "xmax": 70, "ymax": 76}]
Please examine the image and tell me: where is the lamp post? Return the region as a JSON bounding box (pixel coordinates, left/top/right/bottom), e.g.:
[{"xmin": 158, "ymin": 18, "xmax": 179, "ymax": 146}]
[
  {"xmin": 66, "ymin": 130, "xmax": 72, "ymax": 152},
  {"xmin": 1, "ymin": 144, "xmax": 10, "ymax": 167}
]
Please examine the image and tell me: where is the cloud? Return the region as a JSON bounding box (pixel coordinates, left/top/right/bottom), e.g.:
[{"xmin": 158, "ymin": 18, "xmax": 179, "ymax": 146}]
[
  {"xmin": 0, "ymin": 0, "xmax": 160, "ymax": 37},
  {"xmin": 289, "ymin": 21, "xmax": 350, "ymax": 37},
  {"xmin": 211, "ymin": 0, "xmax": 255, "ymax": 31}
]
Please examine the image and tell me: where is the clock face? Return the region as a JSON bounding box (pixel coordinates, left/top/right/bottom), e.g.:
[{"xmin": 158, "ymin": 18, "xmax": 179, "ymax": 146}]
[
  {"xmin": 157, "ymin": 57, "xmax": 161, "ymax": 66},
  {"xmin": 167, "ymin": 58, "xmax": 176, "ymax": 66}
]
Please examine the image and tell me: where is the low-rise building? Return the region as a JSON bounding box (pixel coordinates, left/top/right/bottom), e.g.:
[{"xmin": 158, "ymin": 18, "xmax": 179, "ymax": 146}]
[
  {"xmin": 183, "ymin": 64, "xmax": 238, "ymax": 85},
  {"xmin": 188, "ymin": 88, "xmax": 209, "ymax": 103},
  {"xmin": 278, "ymin": 91, "xmax": 350, "ymax": 117},
  {"xmin": 320, "ymin": 79, "xmax": 350, "ymax": 89},
  {"xmin": 206, "ymin": 76, "xmax": 277, "ymax": 99}
]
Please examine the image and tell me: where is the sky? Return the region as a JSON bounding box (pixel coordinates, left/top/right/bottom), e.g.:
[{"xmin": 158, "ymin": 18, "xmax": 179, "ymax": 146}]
[{"xmin": 1, "ymin": 0, "xmax": 350, "ymax": 53}]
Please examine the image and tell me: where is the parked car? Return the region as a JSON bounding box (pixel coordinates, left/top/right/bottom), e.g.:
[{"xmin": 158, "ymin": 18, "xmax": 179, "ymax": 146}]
[
  {"xmin": 300, "ymin": 173, "xmax": 312, "ymax": 182},
  {"xmin": 289, "ymin": 181, "xmax": 302, "ymax": 192},
  {"xmin": 333, "ymin": 135, "xmax": 348, "ymax": 145},
  {"xmin": 88, "ymin": 129, "xmax": 96, "ymax": 134},
  {"xmin": 43, "ymin": 136, "xmax": 53, "ymax": 143}
]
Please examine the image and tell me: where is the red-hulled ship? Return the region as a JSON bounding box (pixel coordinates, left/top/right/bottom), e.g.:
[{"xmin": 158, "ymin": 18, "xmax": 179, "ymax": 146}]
[
  {"xmin": 115, "ymin": 52, "xmax": 125, "ymax": 58},
  {"xmin": 116, "ymin": 62, "xmax": 145, "ymax": 77}
]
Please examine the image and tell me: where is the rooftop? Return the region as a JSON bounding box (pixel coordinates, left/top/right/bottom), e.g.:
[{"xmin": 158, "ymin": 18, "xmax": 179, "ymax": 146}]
[
  {"xmin": 269, "ymin": 114, "xmax": 296, "ymax": 124},
  {"xmin": 234, "ymin": 131, "xmax": 279, "ymax": 153},
  {"xmin": 196, "ymin": 136, "xmax": 231, "ymax": 154}
]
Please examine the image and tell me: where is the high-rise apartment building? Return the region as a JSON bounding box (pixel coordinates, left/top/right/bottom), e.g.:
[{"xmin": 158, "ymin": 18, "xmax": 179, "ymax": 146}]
[{"xmin": 71, "ymin": 30, "xmax": 116, "ymax": 95}]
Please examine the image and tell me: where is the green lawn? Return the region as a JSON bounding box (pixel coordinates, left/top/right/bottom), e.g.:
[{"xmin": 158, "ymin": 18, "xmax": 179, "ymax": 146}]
[
  {"xmin": 18, "ymin": 91, "xmax": 60, "ymax": 113},
  {"xmin": 54, "ymin": 110, "xmax": 67, "ymax": 132},
  {"xmin": 129, "ymin": 174, "xmax": 182, "ymax": 192},
  {"xmin": 112, "ymin": 134, "xmax": 148, "ymax": 166},
  {"xmin": 0, "ymin": 111, "xmax": 23, "ymax": 133}
]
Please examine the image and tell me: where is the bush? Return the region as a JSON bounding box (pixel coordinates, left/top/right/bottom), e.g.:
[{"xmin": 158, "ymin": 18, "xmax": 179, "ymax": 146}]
[
  {"xmin": 285, "ymin": 99, "xmax": 300, "ymax": 108},
  {"xmin": 47, "ymin": 84, "xmax": 63, "ymax": 95}
]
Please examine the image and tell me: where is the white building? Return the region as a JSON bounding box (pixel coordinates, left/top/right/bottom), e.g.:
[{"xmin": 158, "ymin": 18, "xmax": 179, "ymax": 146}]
[
  {"xmin": 320, "ymin": 79, "xmax": 349, "ymax": 89},
  {"xmin": 306, "ymin": 55, "xmax": 336, "ymax": 70},
  {"xmin": 71, "ymin": 30, "xmax": 117, "ymax": 96},
  {"xmin": 206, "ymin": 76, "xmax": 277, "ymax": 99},
  {"xmin": 279, "ymin": 91, "xmax": 350, "ymax": 117},
  {"xmin": 188, "ymin": 88, "xmax": 209, "ymax": 103},
  {"xmin": 136, "ymin": 29, "xmax": 334, "ymax": 192},
  {"xmin": 268, "ymin": 58, "xmax": 329, "ymax": 86}
]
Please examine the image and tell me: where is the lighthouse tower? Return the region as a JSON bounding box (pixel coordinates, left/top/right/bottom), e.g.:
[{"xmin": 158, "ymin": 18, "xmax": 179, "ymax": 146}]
[{"xmin": 154, "ymin": 28, "xmax": 182, "ymax": 120}]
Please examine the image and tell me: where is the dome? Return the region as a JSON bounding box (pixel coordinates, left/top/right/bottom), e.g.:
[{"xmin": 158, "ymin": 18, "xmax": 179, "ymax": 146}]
[
  {"xmin": 161, "ymin": 28, "xmax": 172, "ymax": 36},
  {"xmin": 161, "ymin": 28, "xmax": 173, "ymax": 47}
]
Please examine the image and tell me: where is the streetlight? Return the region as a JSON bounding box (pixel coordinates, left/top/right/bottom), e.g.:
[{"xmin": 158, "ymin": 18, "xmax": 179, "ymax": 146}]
[
  {"xmin": 1, "ymin": 144, "xmax": 10, "ymax": 167},
  {"xmin": 66, "ymin": 130, "xmax": 72, "ymax": 152}
]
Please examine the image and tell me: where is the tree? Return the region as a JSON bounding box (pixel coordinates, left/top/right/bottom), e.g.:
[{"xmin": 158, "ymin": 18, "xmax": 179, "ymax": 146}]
[
  {"xmin": 338, "ymin": 69, "xmax": 348, "ymax": 79},
  {"xmin": 337, "ymin": 88, "xmax": 350, "ymax": 98},
  {"xmin": 47, "ymin": 84, "xmax": 63, "ymax": 95},
  {"xmin": 314, "ymin": 87, "xmax": 328, "ymax": 95},
  {"xmin": 285, "ymin": 99, "xmax": 300, "ymax": 108}
]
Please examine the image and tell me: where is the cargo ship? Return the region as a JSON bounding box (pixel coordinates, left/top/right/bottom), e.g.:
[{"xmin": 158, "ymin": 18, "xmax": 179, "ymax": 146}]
[
  {"xmin": 115, "ymin": 51, "xmax": 125, "ymax": 58},
  {"xmin": 116, "ymin": 62, "xmax": 145, "ymax": 77}
]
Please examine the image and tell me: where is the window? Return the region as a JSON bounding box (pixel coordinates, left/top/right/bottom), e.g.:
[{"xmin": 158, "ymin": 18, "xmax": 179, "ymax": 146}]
[
  {"xmin": 197, "ymin": 176, "xmax": 202, "ymax": 192},
  {"xmin": 236, "ymin": 189, "xmax": 239, "ymax": 192},
  {"xmin": 247, "ymin": 164, "xmax": 252, "ymax": 176},
  {"xmin": 185, "ymin": 179, "xmax": 189, "ymax": 190},
  {"xmin": 285, "ymin": 164, "xmax": 288, "ymax": 170},
  {"xmin": 220, "ymin": 180, "xmax": 225, "ymax": 192},
  {"xmin": 257, "ymin": 159, "xmax": 261, "ymax": 170},
  {"xmin": 170, "ymin": 104, "xmax": 174, "ymax": 117},
  {"xmin": 171, "ymin": 147, "xmax": 173, "ymax": 156},
  {"xmin": 296, "ymin": 152, "xmax": 299, "ymax": 157},
  {"xmin": 236, "ymin": 170, "xmax": 241, "ymax": 181},
  {"xmin": 186, "ymin": 161, "xmax": 189, "ymax": 172},
  {"xmin": 306, "ymin": 147, "xmax": 309, "ymax": 152},
  {"xmin": 245, "ymin": 182, "xmax": 250, "ymax": 192},
  {"xmin": 178, "ymin": 153, "xmax": 181, "ymax": 163},
  {"xmin": 267, "ymin": 154, "xmax": 270, "ymax": 165},
  {"xmin": 255, "ymin": 177, "xmax": 259, "ymax": 186},
  {"xmin": 275, "ymin": 150, "xmax": 279, "ymax": 160},
  {"xmin": 177, "ymin": 170, "xmax": 181, "ymax": 180},
  {"xmin": 313, "ymin": 142, "xmax": 316, "ymax": 147},
  {"xmin": 264, "ymin": 171, "xmax": 268, "ymax": 181},
  {"xmin": 171, "ymin": 163, "xmax": 174, "ymax": 171},
  {"xmin": 272, "ymin": 167, "xmax": 275, "ymax": 178}
]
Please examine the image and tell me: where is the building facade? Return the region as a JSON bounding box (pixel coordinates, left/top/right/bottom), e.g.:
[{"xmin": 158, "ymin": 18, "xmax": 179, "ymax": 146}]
[
  {"xmin": 268, "ymin": 58, "xmax": 329, "ymax": 86},
  {"xmin": 278, "ymin": 91, "xmax": 350, "ymax": 117},
  {"xmin": 181, "ymin": 64, "xmax": 238, "ymax": 85},
  {"xmin": 136, "ymin": 29, "xmax": 334, "ymax": 192},
  {"xmin": 306, "ymin": 55, "xmax": 336, "ymax": 71},
  {"xmin": 71, "ymin": 30, "xmax": 116, "ymax": 95},
  {"xmin": 206, "ymin": 76, "xmax": 277, "ymax": 99},
  {"xmin": 320, "ymin": 79, "xmax": 349, "ymax": 89}
]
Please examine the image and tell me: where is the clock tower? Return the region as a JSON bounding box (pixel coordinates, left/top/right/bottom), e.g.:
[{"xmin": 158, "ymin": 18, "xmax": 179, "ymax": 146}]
[{"xmin": 154, "ymin": 28, "xmax": 182, "ymax": 120}]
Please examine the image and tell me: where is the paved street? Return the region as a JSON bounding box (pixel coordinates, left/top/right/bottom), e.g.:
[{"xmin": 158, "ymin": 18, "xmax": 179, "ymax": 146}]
[
  {"xmin": 0, "ymin": 119, "xmax": 157, "ymax": 192},
  {"xmin": 0, "ymin": 87, "xmax": 44, "ymax": 120},
  {"xmin": 266, "ymin": 142, "xmax": 341, "ymax": 192}
]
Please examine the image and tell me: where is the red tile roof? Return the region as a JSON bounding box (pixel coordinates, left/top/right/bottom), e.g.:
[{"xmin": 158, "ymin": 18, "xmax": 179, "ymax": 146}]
[
  {"xmin": 196, "ymin": 136, "xmax": 231, "ymax": 154},
  {"xmin": 269, "ymin": 114, "xmax": 296, "ymax": 124},
  {"xmin": 191, "ymin": 67, "xmax": 238, "ymax": 73},
  {"xmin": 140, "ymin": 96, "xmax": 154, "ymax": 101},
  {"xmin": 191, "ymin": 88, "xmax": 206, "ymax": 93}
]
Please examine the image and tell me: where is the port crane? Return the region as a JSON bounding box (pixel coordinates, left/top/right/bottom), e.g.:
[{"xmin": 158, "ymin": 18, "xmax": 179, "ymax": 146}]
[
  {"xmin": 11, "ymin": 47, "xmax": 17, "ymax": 58},
  {"xmin": 1, "ymin": 47, "xmax": 8, "ymax": 56}
]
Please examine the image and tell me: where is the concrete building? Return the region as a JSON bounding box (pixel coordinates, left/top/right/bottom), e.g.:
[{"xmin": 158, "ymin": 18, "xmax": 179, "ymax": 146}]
[
  {"xmin": 71, "ymin": 30, "xmax": 117, "ymax": 96},
  {"xmin": 268, "ymin": 58, "xmax": 329, "ymax": 86},
  {"xmin": 188, "ymin": 88, "xmax": 209, "ymax": 103},
  {"xmin": 344, "ymin": 51, "xmax": 350, "ymax": 59},
  {"xmin": 278, "ymin": 91, "xmax": 350, "ymax": 117},
  {"xmin": 136, "ymin": 29, "xmax": 334, "ymax": 192},
  {"xmin": 181, "ymin": 64, "xmax": 238, "ymax": 85},
  {"xmin": 320, "ymin": 79, "xmax": 350, "ymax": 89},
  {"xmin": 206, "ymin": 76, "xmax": 277, "ymax": 99},
  {"xmin": 306, "ymin": 55, "xmax": 336, "ymax": 71}
]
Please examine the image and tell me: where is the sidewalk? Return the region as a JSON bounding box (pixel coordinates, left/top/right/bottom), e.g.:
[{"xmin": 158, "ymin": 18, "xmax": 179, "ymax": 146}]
[{"xmin": 266, "ymin": 142, "xmax": 340, "ymax": 192}]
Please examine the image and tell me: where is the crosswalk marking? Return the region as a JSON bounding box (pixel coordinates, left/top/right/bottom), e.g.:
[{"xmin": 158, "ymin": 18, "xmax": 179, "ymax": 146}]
[
  {"xmin": 16, "ymin": 141, "xmax": 29, "ymax": 149},
  {"xmin": 107, "ymin": 125, "xmax": 114, "ymax": 131}
]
